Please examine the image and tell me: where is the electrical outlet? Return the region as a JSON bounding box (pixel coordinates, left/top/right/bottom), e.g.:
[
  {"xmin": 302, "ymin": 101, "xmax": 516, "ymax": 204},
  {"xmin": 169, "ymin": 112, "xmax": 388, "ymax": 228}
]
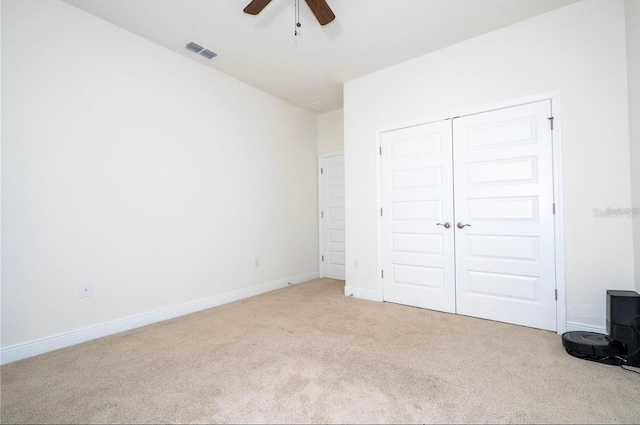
[
  {"xmin": 79, "ymin": 282, "xmax": 92, "ymax": 298},
  {"xmin": 254, "ymin": 257, "xmax": 260, "ymax": 267},
  {"xmin": 353, "ymin": 259, "xmax": 359, "ymax": 268}
]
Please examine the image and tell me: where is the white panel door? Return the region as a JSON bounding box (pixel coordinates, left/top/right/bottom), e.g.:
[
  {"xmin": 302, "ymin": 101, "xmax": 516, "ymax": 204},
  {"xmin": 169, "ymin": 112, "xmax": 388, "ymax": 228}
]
[
  {"xmin": 320, "ymin": 154, "xmax": 345, "ymax": 280},
  {"xmin": 381, "ymin": 121, "xmax": 456, "ymax": 313},
  {"xmin": 453, "ymin": 101, "xmax": 557, "ymax": 331}
]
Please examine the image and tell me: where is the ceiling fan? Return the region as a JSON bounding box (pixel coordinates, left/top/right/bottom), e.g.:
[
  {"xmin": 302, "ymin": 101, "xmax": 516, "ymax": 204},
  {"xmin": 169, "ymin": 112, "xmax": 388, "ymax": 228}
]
[{"xmin": 243, "ymin": 0, "xmax": 336, "ymax": 26}]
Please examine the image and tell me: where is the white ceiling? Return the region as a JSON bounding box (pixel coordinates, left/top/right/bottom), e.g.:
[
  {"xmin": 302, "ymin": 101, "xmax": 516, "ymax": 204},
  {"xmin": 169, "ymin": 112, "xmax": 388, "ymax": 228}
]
[{"xmin": 62, "ymin": 0, "xmax": 577, "ymax": 114}]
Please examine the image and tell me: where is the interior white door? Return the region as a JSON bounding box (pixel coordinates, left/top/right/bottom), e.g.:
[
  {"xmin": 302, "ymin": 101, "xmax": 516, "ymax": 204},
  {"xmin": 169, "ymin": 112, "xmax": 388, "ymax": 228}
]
[
  {"xmin": 320, "ymin": 154, "xmax": 345, "ymax": 280},
  {"xmin": 453, "ymin": 100, "xmax": 557, "ymax": 331},
  {"xmin": 381, "ymin": 120, "xmax": 456, "ymax": 313}
]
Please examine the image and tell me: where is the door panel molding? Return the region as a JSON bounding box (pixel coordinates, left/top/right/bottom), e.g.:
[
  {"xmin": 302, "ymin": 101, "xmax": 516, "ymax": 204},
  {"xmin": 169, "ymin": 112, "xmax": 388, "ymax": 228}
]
[
  {"xmin": 319, "ymin": 152, "xmax": 345, "ymax": 280},
  {"xmin": 380, "ymin": 120, "xmax": 456, "ymax": 313},
  {"xmin": 454, "ymin": 100, "xmax": 556, "ymax": 331},
  {"xmin": 375, "ymin": 91, "xmax": 566, "ymax": 334}
]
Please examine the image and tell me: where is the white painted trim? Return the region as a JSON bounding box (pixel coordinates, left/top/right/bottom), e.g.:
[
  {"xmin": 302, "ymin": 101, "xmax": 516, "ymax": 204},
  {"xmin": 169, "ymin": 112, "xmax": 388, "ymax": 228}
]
[
  {"xmin": 318, "ymin": 156, "xmax": 324, "ymax": 277},
  {"xmin": 344, "ymin": 285, "xmax": 382, "ymax": 302},
  {"xmin": 318, "ymin": 151, "xmax": 344, "ymax": 279},
  {"xmin": 565, "ymin": 321, "xmax": 607, "ymax": 334},
  {"xmin": 0, "ymin": 271, "xmax": 319, "ymax": 365},
  {"xmin": 374, "ymin": 91, "xmax": 567, "ymax": 334},
  {"xmin": 549, "ymin": 92, "xmax": 567, "ymax": 334},
  {"xmin": 376, "ymin": 132, "xmax": 385, "ymax": 303},
  {"xmin": 319, "ymin": 151, "xmax": 345, "ymax": 159},
  {"xmin": 374, "ymin": 90, "xmax": 563, "ymax": 135}
]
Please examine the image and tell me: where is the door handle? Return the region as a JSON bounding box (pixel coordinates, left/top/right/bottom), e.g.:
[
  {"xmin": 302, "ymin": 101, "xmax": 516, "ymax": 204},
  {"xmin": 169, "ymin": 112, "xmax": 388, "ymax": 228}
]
[
  {"xmin": 436, "ymin": 222, "xmax": 452, "ymax": 229},
  {"xmin": 457, "ymin": 222, "xmax": 471, "ymax": 229}
]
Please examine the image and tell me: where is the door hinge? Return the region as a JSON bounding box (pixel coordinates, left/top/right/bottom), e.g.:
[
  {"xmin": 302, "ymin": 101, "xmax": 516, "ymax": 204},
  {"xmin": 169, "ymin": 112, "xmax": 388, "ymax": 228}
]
[
  {"xmin": 548, "ymin": 117, "xmax": 554, "ymax": 130},
  {"xmin": 322, "ymin": 255, "xmax": 324, "ymax": 262},
  {"xmin": 381, "ymin": 270, "xmax": 384, "ymax": 278},
  {"xmin": 321, "ymin": 167, "xmax": 323, "ymax": 175},
  {"xmin": 379, "ymin": 146, "xmax": 382, "ymax": 156},
  {"xmin": 321, "ymin": 211, "xmax": 324, "ymax": 218},
  {"xmin": 555, "ymin": 289, "xmax": 558, "ymax": 301},
  {"xmin": 553, "ymin": 203, "xmax": 556, "ymax": 215},
  {"xmin": 380, "ymin": 207, "xmax": 383, "ymax": 216}
]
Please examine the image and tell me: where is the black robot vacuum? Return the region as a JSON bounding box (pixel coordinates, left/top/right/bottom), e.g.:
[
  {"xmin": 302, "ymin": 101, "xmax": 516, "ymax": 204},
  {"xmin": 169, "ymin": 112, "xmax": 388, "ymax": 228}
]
[
  {"xmin": 562, "ymin": 290, "xmax": 640, "ymax": 367},
  {"xmin": 562, "ymin": 331, "xmax": 625, "ymax": 365}
]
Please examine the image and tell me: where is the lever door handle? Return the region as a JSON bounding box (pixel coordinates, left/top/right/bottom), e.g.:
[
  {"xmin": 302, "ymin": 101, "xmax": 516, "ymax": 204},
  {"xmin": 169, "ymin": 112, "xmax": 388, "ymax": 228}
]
[
  {"xmin": 436, "ymin": 222, "xmax": 452, "ymax": 229},
  {"xmin": 457, "ymin": 222, "xmax": 471, "ymax": 229}
]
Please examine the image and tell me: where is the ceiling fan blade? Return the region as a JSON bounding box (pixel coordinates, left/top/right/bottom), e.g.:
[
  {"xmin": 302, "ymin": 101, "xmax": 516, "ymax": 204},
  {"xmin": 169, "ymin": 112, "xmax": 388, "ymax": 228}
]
[
  {"xmin": 243, "ymin": 0, "xmax": 272, "ymax": 15},
  {"xmin": 304, "ymin": 0, "xmax": 335, "ymax": 26}
]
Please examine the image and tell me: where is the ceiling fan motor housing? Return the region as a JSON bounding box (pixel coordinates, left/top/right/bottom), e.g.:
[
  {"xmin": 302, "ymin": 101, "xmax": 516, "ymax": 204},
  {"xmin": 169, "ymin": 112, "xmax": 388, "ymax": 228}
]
[{"xmin": 243, "ymin": 0, "xmax": 335, "ymax": 26}]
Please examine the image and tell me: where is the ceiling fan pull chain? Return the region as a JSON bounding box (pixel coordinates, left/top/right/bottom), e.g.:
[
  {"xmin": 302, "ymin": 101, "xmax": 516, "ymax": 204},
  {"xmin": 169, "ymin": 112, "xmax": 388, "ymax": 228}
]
[{"xmin": 294, "ymin": 0, "xmax": 301, "ymax": 36}]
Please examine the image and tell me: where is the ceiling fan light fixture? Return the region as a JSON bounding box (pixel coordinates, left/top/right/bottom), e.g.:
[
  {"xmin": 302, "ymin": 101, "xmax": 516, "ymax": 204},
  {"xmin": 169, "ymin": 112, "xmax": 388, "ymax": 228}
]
[{"xmin": 243, "ymin": 0, "xmax": 335, "ymax": 26}]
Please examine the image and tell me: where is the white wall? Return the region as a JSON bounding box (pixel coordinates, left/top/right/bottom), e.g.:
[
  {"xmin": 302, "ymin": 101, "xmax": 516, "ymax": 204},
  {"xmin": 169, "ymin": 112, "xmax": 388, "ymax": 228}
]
[
  {"xmin": 627, "ymin": 0, "xmax": 640, "ymax": 294},
  {"xmin": 344, "ymin": 0, "xmax": 634, "ymax": 330},
  {"xmin": 0, "ymin": 1, "xmax": 3, "ymax": 345},
  {"xmin": 1, "ymin": 0, "xmax": 318, "ymax": 349},
  {"xmin": 317, "ymin": 109, "xmax": 344, "ymax": 155}
]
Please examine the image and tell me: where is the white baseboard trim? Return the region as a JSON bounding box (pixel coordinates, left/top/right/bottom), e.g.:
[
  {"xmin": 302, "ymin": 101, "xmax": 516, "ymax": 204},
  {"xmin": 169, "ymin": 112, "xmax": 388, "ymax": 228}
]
[
  {"xmin": 0, "ymin": 271, "xmax": 319, "ymax": 365},
  {"xmin": 565, "ymin": 321, "xmax": 607, "ymax": 334},
  {"xmin": 344, "ymin": 286, "xmax": 382, "ymax": 302}
]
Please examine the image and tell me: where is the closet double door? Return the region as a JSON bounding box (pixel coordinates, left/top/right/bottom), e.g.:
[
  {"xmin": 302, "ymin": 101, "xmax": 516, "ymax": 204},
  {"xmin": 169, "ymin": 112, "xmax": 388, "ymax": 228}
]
[{"xmin": 381, "ymin": 100, "xmax": 557, "ymax": 331}]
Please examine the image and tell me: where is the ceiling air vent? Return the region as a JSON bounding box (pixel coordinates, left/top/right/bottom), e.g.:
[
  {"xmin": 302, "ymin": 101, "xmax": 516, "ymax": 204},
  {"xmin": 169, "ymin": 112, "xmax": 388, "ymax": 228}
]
[
  {"xmin": 307, "ymin": 101, "xmax": 327, "ymax": 112},
  {"xmin": 184, "ymin": 41, "xmax": 219, "ymax": 61},
  {"xmin": 185, "ymin": 42, "xmax": 204, "ymax": 54},
  {"xmin": 199, "ymin": 49, "xmax": 218, "ymax": 60}
]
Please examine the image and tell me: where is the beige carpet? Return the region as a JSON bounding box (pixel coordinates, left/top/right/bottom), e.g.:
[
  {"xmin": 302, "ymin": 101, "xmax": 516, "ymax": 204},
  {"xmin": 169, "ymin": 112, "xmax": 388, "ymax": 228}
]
[{"xmin": 1, "ymin": 279, "xmax": 639, "ymax": 424}]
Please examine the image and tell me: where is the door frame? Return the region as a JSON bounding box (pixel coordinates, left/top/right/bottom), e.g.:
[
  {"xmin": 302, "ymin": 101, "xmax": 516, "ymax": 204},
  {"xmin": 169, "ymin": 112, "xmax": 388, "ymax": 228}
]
[
  {"xmin": 375, "ymin": 91, "xmax": 566, "ymax": 334},
  {"xmin": 318, "ymin": 151, "xmax": 345, "ymax": 279}
]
